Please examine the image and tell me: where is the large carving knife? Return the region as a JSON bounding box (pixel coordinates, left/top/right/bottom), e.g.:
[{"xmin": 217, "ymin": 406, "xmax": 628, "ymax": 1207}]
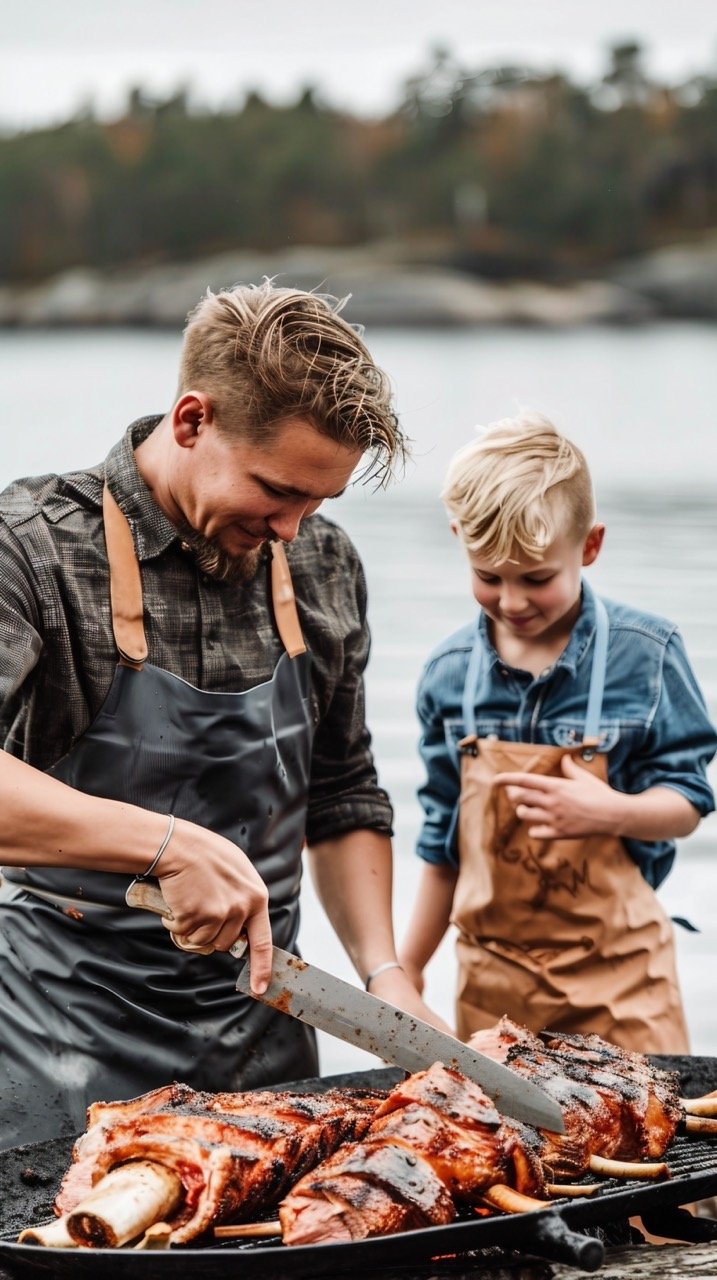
[{"xmin": 126, "ymin": 880, "xmax": 564, "ymax": 1133}]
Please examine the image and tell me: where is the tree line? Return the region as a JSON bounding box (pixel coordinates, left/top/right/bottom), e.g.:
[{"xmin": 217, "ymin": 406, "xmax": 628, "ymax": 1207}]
[{"xmin": 1, "ymin": 43, "xmax": 716, "ymax": 284}]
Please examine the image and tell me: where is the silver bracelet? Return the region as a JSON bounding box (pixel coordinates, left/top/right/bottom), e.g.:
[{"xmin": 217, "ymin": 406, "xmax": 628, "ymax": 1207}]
[
  {"xmin": 137, "ymin": 814, "xmax": 176, "ymax": 880},
  {"xmin": 364, "ymin": 960, "xmax": 403, "ymax": 991}
]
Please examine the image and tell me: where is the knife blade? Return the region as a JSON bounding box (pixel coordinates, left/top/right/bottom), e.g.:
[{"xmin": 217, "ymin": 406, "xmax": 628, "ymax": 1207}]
[{"xmin": 126, "ymin": 880, "xmax": 564, "ymax": 1133}]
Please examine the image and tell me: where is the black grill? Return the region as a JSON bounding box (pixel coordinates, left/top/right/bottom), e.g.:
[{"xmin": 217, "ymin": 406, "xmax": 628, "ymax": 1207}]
[{"xmin": 1, "ymin": 1057, "xmax": 716, "ymax": 1278}]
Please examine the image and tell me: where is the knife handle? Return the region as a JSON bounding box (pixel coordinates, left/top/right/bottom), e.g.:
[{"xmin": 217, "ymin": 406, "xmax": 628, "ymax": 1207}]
[{"xmin": 125, "ymin": 880, "xmax": 248, "ymax": 960}]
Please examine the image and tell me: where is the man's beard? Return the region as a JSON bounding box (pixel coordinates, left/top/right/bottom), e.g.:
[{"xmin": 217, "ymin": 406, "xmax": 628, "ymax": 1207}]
[{"xmin": 176, "ymin": 521, "xmax": 265, "ymax": 583}]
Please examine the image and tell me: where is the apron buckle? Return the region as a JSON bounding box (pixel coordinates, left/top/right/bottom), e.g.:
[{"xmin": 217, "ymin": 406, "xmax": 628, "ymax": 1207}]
[{"xmin": 578, "ymin": 735, "xmax": 601, "ymax": 762}]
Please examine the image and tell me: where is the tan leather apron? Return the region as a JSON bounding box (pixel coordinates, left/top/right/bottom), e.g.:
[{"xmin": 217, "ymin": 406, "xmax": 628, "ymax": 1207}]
[{"xmin": 452, "ymin": 597, "xmax": 689, "ymax": 1054}]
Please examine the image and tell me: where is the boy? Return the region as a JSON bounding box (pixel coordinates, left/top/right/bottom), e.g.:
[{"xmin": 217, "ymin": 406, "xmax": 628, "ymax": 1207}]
[{"xmin": 399, "ymin": 413, "xmax": 716, "ymax": 1052}]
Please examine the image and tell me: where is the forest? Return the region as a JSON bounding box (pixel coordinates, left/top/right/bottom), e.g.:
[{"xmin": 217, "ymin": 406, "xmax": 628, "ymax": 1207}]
[{"xmin": 1, "ymin": 42, "xmax": 716, "ymax": 284}]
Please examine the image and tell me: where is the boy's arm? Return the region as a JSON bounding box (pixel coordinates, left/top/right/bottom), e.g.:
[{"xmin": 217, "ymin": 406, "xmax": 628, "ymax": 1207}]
[
  {"xmin": 497, "ymin": 628, "xmax": 717, "ymax": 842},
  {"xmin": 399, "ymin": 861, "xmax": 458, "ymax": 992},
  {"xmin": 495, "ymin": 757, "xmax": 701, "ymax": 841},
  {"xmin": 399, "ymin": 658, "xmax": 463, "ymax": 991}
]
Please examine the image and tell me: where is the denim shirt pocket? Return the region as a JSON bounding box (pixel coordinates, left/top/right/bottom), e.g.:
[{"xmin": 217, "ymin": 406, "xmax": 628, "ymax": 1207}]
[
  {"xmin": 444, "ymin": 718, "xmax": 508, "ymax": 758},
  {"xmin": 550, "ymin": 720, "xmax": 623, "ymax": 753}
]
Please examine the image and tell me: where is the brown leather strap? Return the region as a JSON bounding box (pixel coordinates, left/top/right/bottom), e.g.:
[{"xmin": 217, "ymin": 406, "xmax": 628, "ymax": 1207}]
[
  {"xmin": 270, "ymin": 541, "xmax": 306, "ymax": 658},
  {"xmin": 102, "ymin": 485, "xmax": 148, "ymax": 667}
]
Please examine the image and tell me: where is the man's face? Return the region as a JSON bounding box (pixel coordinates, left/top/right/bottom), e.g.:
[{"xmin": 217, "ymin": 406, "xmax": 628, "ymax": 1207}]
[
  {"xmin": 466, "ymin": 527, "xmax": 604, "ymax": 647},
  {"xmin": 172, "ymin": 417, "xmax": 362, "ymax": 580}
]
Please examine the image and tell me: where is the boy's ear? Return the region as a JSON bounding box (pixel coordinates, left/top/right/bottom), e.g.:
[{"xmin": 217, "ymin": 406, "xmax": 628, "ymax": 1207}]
[
  {"xmin": 449, "ymin": 519, "xmax": 460, "ymax": 539},
  {"xmin": 582, "ymin": 523, "xmax": 605, "ymax": 567}
]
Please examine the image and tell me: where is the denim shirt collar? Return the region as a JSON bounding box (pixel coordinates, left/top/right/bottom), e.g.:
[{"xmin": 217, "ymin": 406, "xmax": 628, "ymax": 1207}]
[{"xmin": 477, "ymin": 579, "xmax": 600, "ymax": 680}]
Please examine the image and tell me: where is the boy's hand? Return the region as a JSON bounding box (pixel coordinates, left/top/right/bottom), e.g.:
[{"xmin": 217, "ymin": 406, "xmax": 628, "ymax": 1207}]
[{"xmin": 495, "ymin": 754, "xmax": 620, "ymax": 839}]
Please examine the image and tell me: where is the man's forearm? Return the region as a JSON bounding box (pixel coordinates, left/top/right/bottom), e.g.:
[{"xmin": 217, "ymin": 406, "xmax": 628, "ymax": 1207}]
[
  {"xmin": 0, "ymin": 749, "xmax": 167, "ymax": 874},
  {"xmin": 0, "ymin": 749, "xmax": 276, "ymax": 983},
  {"xmin": 306, "ymin": 828, "xmax": 398, "ymax": 981}
]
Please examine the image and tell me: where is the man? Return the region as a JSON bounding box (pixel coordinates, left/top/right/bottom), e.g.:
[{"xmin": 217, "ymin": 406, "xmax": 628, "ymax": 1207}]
[{"xmin": 0, "ymin": 282, "xmax": 444, "ymax": 1149}]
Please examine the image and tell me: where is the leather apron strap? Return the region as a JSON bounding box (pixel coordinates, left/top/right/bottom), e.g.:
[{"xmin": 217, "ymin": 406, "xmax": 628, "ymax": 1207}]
[
  {"xmin": 103, "ymin": 485, "xmax": 149, "ymax": 668},
  {"xmin": 270, "ymin": 540, "xmax": 307, "ymax": 658},
  {"xmin": 102, "ymin": 486, "xmax": 307, "ymax": 661}
]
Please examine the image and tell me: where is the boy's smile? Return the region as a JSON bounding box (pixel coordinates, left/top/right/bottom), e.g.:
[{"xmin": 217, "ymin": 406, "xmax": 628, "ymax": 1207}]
[{"xmin": 467, "ymin": 526, "xmax": 605, "ymax": 658}]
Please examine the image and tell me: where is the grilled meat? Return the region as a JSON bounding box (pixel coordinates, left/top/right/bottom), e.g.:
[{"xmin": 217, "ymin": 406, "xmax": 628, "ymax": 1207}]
[
  {"xmin": 31, "ymin": 1021, "xmax": 691, "ymax": 1251},
  {"xmin": 55, "ymin": 1082, "xmax": 382, "ymax": 1245},
  {"xmin": 469, "ymin": 1017, "xmax": 682, "ymax": 1177},
  {"xmin": 279, "ymin": 1140, "xmax": 456, "ymax": 1244},
  {"xmin": 543, "ymin": 1029, "xmax": 682, "ymax": 1159},
  {"xmin": 279, "ymin": 1062, "xmax": 545, "ymax": 1245}
]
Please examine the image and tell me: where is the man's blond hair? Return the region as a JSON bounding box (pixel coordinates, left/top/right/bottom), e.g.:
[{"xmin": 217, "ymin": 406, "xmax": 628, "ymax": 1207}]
[
  {"xmin": 178, "ymin": 281, "xmax": 405, "ymax": 486},
  {"xmin": 442, "ymin": 412, "xmax": 595, "ymax": 562}
]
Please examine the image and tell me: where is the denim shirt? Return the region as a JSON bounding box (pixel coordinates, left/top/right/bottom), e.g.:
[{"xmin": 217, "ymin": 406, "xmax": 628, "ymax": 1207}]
[{"xmin": 416, "ymin": 579, "xmax": 717, "ymax": 888}]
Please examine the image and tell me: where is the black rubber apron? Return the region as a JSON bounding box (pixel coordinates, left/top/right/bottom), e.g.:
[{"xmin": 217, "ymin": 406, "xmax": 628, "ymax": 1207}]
[{"xmin": 0, "ymin": 487, "xmax": 317, "ymax": 1149}]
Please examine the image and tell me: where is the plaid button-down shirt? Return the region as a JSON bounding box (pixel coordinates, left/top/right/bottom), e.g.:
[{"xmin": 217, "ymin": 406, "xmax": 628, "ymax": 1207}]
[{"xmin": 0, "ymin": 417, "xmax": 393, "ymax": 843}]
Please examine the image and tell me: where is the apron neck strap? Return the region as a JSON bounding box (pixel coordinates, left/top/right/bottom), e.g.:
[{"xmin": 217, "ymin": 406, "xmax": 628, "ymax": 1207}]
[
  {"xmin": 102, "ymin": 488, "xmax": 307, "ymax": 665},
  {"xmin": 583, "ymin": 596, "xmax": 609, "ymax": 744},
  {"xmin": 103, "ymin": 485, "xmax": 148, "ymax": 669},
  {"xmin": 269, "ymin": 541, "xmax": 307, "ymax": 658},
  {"xmin": 461, "ymin": 595, "xmax": 610, "ymax": 744},
  {"xmin": 461, "ymin": 627, "xmax": 483, "ymax": 739}
]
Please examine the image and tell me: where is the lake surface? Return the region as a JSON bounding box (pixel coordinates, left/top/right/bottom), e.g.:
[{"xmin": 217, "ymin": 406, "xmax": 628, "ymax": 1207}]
[{"xmin": 1, "ymin": 322, "xmax": 716, "ymax": 1071}]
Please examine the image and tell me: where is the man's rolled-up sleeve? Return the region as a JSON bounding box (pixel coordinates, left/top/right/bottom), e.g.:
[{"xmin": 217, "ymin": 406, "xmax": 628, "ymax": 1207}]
[
  {"xmin": 305, "ymin": 551, "xmax": 393, "ymax": 845},
  {"xmin": 0, "ymin": 522, "xmax": 44, "ymax": 731}
]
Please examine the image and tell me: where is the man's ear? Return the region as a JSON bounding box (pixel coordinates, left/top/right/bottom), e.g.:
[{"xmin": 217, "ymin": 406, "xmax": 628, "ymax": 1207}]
[
  {"xmin": 582, "ymin": 523, "xmax": 605, "ymax": 567},
  {"xmin": 449, "ymin": 518, "xmax": 461, "ymax": 539},
  {"xmin": 171, "ymin": 392, "xmax": 215, "ymax": 447}
]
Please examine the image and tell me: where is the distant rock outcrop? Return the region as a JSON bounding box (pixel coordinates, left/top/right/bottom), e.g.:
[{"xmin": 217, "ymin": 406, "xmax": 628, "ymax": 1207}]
[
  {"xmin": 0, "ymin": 244, "xmax": 659, "ymax": 328},
  {"xmin": 611, "ymin": 239, "xmax": 717, "ymax": 319}
]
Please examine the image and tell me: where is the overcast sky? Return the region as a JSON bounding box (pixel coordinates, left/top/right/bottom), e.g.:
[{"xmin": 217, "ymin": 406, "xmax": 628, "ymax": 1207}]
[{"xmin": 3, "ymin": 0, "xmax": 716, "ymax": 131}]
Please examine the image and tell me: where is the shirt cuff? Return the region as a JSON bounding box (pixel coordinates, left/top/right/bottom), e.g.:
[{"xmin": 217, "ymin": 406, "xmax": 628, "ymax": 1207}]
[{"xmin": 306, "ymin": 795, "xmax": 394, "ymax": 846}]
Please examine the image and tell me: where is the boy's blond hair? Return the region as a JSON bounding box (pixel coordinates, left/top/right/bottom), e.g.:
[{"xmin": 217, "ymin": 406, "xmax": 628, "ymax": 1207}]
[
  {"xmin": 178, "ymin": 281, "xmax": 405, "ymax": 487},
  {"xmin": 442, "ymin": 412, "xmax": 595, "ymax": 563}
]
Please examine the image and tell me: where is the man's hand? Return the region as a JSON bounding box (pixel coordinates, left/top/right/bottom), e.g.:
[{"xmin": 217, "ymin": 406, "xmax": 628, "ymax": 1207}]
[
  {"xmin": 156, "ymin": 817, "xmax": 273, "ymax": 994},
  {"xmin": 495, "ymin": 754, "xmax": 620, "ymax": 840}
]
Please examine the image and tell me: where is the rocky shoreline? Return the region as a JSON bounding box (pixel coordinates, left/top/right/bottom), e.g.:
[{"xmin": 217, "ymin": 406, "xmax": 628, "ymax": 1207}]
[{"xmin": 1, "ymin": 240, "xmax": 716, "ymax": 328}]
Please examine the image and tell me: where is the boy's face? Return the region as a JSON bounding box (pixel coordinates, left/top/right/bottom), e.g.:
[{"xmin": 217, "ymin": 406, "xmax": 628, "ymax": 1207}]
[{"xmin": 465, "ymin": 526, "xmax": 605, "ymax": 646}]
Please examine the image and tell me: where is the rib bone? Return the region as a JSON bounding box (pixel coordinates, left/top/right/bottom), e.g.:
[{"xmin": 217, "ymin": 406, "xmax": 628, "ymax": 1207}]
[
  {"xmin": 684, "ymin": 1116, "xmax": 717, "ymax": 1136},
  {"xmin": 481, "ymin": 1184, "xmax": 547, "ymax": 1214},
  {"xmin": 214, "ymin": 1221, "xmax": 283, "ymax": 1238},
  {"xmin": 546, "ymin": 1183, "xmax": 600, "ymax": 1197},
  {"xmin": 66, "ymin": 1160, "xmax": 183, "ymax": 1248},
  {"xmin": 18, "ymin": 1217, "xmax": 77, "ymax": 1248},
  {"xmin": 588, "ymin": 1155, "xmax": 669, "ymax": 1179},
  {"xmin": 681, "ymin": 1097, "xmax": 717, "ymax": 1118}
]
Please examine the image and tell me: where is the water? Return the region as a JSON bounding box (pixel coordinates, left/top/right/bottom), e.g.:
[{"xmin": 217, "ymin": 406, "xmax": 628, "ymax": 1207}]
[{"xmin": 1, "ymin": 322, "xmax": 716, "ymax": 1071}]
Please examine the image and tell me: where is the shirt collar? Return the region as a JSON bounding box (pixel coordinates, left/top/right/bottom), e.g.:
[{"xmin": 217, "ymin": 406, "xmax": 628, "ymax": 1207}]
[
  {"xmin": 103, "ymin": 416, "xmax": 180, "ymax": 561},
  {"xmin": 477, "ymin": 578, "xmax": 600, "ymax": 679},
  {"xmin": 561, "ymin": 580, "xmax": 600, "ymax": 676}
]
